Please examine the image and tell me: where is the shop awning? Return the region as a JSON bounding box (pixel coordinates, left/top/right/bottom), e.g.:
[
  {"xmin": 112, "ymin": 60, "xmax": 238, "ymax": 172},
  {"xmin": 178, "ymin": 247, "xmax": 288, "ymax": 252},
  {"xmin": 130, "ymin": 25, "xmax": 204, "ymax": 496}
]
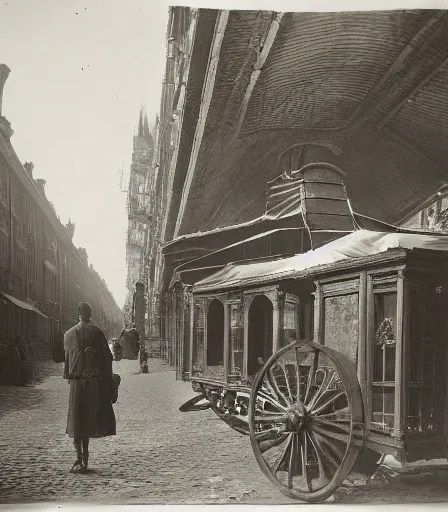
[
  {"xmin": 1, "ymin": 292, "xmax": 49, "ymax": 319},
  {"xmin": 193, "ymin": 230, "xmax": 448, "ymax": 293}
]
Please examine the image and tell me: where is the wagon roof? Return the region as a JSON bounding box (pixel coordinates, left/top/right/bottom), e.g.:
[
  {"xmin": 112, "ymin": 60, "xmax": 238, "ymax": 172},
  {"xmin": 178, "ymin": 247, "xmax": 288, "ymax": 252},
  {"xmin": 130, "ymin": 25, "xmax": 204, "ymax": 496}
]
[{"xmin": 193, "ymin": 230, "xmax": 448, "ymax": 292}]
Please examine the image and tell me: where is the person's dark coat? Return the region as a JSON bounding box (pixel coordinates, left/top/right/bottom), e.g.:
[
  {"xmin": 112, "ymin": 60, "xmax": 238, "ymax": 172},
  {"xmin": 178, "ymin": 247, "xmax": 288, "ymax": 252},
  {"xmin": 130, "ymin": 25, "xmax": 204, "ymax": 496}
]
[{"xmin": 64, "ymin": 320, "xmax": 116, "ymax": 438}]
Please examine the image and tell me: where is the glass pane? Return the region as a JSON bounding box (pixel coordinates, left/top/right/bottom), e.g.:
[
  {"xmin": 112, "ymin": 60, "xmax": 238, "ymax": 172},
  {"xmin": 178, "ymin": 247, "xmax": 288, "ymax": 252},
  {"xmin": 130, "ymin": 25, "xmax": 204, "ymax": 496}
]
[
  {"xmin": 283, "ymin": 302, "xmax": 296, "ymax": 330},
  {"xmin": 372, "ymin": 412, "xmax": 383, "ymax": 424},
  {"xmin": 232, "ymin": 350, "xmax": 243, "ymax": 376},
  {"xmin": 384, "ymin": 415, "xmax": 394, "ymax": 433},
  {"xmin": 372, "ymin": 388, "xmax": 383, "ymax": 414},
  {"xmin": 283, "ymin": 301, "xmax": 298, "ymax": 347},
  {"xmin": 373, "ymin": 345, "xmax": 383, "ymax": 382},
  {"xmin": 371, "ymin": 386, "xmax": 395, "ymax": 433},
  {"xmin": 384, "ymin": 387, "xmax": 395, "ymax": 414},
  {"xmin": 230, "ymin": 304, "xmax": 243, "ymax": 327},
  {"xmin": 385, "ymin": 346, "xmax": 396, "ymax": 381},
  {"xmin": 409, "ymin": 290, "xmax": 422, "ymax": 382},
  {"xmin": 230, "ymin": 327, "xmax": 243, "ymax": 353},
  {"xmin": 373, "ymin": 292, "xmax": 397, "ymax": 384},
  {"xmin": 193, "ymin": 303, "xmax": 205, "ymax": 370}
]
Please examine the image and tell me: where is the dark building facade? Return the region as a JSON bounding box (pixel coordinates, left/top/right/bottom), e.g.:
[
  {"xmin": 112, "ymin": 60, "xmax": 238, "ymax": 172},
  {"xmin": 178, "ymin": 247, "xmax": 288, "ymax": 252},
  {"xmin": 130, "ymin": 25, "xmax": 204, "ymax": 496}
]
[{"xmin": 0, "ymin": 64, "xmax": 124, "ymax": 350}]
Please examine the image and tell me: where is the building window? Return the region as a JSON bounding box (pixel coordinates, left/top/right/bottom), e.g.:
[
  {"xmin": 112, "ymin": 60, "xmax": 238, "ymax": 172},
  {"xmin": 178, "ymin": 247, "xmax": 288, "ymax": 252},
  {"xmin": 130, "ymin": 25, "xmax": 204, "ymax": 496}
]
[{"xmin": 371, "ymin": 291, "xmax": 397, "ymax": 434}]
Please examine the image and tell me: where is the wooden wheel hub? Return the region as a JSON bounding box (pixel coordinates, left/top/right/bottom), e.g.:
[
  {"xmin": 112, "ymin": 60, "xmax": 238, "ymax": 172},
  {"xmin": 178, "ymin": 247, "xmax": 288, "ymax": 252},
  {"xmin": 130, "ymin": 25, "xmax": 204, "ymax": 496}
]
[{"xmin": 284, "ymin": 404, "xmax": 307, "ymax": 432}]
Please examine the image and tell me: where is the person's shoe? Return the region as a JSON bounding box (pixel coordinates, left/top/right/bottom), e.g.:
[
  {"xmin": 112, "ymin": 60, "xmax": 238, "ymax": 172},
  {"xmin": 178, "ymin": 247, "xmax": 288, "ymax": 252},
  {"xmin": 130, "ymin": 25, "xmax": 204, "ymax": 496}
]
[
  {"xmin": 82, "ymin": 452, "xmax": 89, "ymax": 471},
  {"xmin": 70, "ymin": 459, "xmax": 84, "ymax": 473}
]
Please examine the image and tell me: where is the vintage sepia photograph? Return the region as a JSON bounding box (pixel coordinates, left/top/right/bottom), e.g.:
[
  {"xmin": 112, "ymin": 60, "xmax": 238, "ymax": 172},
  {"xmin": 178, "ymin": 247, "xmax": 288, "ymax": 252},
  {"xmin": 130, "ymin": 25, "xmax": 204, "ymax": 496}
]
[{"xmin": 2, "ymin": 0, "xmax": 448, "ymax": 508}]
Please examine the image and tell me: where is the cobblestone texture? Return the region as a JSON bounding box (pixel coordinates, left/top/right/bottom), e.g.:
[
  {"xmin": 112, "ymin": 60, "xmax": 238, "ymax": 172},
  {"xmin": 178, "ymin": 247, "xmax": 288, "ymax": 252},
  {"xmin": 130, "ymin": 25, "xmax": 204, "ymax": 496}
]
[{"xmin": 1, "ymin": 358, "xmax": 448, "ymax": 505}]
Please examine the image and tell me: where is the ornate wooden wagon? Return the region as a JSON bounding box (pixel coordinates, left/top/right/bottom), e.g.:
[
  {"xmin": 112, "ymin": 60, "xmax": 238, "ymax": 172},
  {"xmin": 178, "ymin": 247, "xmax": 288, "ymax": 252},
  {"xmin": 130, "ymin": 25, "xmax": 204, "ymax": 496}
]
[{"xmin": 180, "ymin": 223, "xmax": 448, "ymax": 502}]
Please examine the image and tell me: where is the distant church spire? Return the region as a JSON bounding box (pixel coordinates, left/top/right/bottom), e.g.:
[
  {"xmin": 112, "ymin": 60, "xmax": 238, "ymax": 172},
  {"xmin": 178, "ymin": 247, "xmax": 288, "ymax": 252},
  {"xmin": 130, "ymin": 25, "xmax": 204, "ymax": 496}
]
[
  {"xmin": 138, "ymin": 108, "xmax": 144, "ymax": 137},
  {"xmin": 143, "ymin": 113, "xmax": 151, "ymax": 141}
]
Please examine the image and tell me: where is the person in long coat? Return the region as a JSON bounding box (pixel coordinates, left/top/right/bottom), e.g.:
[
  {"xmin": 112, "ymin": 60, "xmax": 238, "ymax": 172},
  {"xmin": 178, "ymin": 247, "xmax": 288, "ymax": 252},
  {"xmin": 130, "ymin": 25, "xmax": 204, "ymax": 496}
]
[{"xmin": 64, "ymin": 302, "xmax": 116, "ymax": 473}]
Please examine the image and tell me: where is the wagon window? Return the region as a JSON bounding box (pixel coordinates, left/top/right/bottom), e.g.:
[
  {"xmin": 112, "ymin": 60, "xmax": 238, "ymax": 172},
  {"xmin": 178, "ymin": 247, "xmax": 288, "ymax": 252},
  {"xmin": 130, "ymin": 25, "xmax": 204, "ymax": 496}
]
[
  {"xmin": 230, "ymin": 304, "xmax": 243, "ymax": 376},
  {"xmin": 406, "ymin": 283, "xmax": 446, "ymax": 433},
  {"xmin": 192, "ymin": 302, "xmax": 205, "ymax": 373},
  {"xmin": 371, "ymin": 291, "xmax": 397, "ymax": 434},
  {"xmin": 206, "ymin": 299, "xmax": 224, "ymax": 367},
  {"xmin": 283, "ymin": 299, "xmax": 300, "ymax": 347}
]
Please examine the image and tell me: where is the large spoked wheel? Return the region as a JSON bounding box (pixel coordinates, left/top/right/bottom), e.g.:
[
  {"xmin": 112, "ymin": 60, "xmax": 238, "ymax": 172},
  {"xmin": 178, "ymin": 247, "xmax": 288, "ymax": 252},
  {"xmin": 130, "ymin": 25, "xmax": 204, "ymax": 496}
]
[{"xmin": 249, "ymin": 340, "xmax": 365, "ymax": 503}]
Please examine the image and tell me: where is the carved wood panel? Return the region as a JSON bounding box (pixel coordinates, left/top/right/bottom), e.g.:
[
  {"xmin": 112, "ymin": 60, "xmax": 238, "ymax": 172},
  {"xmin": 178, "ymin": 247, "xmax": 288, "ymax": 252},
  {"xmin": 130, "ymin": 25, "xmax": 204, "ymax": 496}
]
[{"xmin": 323, "ymin": 293, "xmax": 359, "ymax": 366}]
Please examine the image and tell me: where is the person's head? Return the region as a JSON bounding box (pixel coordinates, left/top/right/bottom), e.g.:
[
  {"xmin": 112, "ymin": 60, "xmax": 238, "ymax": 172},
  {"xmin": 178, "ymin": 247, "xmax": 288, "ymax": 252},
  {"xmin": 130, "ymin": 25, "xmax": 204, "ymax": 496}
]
[{"xmin": 78, "ymin": 302, "xmax": 92, "ymax": 322}]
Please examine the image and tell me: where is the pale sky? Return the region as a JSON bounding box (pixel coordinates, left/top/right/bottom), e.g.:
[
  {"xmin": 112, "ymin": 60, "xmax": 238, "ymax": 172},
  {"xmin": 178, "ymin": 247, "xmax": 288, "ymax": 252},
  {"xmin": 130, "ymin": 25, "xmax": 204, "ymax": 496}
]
[
  {"xmin": 0, "ymin": 0, "xmax": 170, "ymax": 308},
  {"xmin": 0, "ymin": 0, "xmax": 438, "ymax": 310}
]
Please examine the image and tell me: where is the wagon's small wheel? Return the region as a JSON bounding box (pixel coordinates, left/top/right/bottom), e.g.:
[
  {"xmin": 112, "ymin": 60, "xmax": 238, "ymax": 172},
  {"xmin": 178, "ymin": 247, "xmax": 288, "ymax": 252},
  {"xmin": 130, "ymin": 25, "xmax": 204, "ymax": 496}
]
[{"xmin": 249, "ymin": 340, "xmax": 364, "ymax": 503}]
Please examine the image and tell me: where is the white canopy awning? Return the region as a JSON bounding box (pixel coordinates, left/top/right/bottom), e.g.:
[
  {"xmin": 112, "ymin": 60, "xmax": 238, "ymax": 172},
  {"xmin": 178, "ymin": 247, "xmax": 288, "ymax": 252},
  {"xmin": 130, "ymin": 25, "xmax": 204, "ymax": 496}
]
[{"xmin": 193, "ymin": 230, "xmax": 448, "ymax": 293}]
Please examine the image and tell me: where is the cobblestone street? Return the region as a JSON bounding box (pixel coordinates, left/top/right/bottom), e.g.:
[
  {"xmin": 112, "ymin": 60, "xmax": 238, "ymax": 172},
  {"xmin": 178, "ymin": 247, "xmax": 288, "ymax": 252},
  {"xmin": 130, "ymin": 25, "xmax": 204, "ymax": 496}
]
[{"xmin": 1, "ymin": 358, "xmax": 448, "ymax": 506}]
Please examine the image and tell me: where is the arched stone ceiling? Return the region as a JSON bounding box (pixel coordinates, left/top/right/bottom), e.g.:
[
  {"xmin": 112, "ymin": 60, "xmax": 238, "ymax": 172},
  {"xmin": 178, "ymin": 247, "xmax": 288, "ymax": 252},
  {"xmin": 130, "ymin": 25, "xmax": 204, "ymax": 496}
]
[
  {"xmin": 241, "ymin": 10, "xmax": 435, "ymax": 134},
  {"xmin": 173, "ymin": 9, "xmax": 448, "ymax": 238}
]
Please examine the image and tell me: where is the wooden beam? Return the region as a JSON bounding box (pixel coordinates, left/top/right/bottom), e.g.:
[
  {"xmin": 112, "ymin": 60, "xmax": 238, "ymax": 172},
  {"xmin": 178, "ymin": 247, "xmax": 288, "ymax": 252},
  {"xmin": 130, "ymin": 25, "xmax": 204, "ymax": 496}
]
[
  {"xmin": 233, "ymin": 13, "xmax": 284, "ymax": 140},
  {"xmin": 365, "ymin": 274, "xmax": 374, "ymax": 436},
  {"xmin": 393, "ymin": 271, "xmax": 405, "ymax": 438},
  {"xmin": 189, "ymin": 295, "xmax": 194, "ymax": 377},
  {"xmin": 223, "ymin": 300, "xmax": 230, "ymax": 381},
  {"xmin": 358, "ymin": 271, "xmax": 367, "ymax": 401},
  {"xmin": 173, "ymin": 11, "xmax": 230, "ymax": 239}
]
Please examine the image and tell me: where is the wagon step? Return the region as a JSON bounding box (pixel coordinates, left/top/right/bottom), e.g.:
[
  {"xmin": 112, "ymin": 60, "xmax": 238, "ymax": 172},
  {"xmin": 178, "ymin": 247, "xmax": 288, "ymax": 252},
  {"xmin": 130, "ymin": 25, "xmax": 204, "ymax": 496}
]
[{"xmin": 179, "ymin": 394, "xmax": 211, "ymax": 412}]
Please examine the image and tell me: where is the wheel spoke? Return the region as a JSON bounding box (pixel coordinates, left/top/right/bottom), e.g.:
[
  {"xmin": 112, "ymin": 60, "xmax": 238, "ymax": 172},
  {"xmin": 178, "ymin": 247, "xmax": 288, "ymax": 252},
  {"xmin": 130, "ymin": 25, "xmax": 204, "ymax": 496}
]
[
  {"xmin": 279, "ymin": 363, "xmax": 294, "ymax": 403},
  {"xmin": 308, "ymin": 431, "xmax": 341, "ymax": 472},
  {"xmin": 306, "ymin": 431, "xmax": 330, "ymax": 489},
  {"xmin": 313, "ymin": 431, "xmax": 346, "ymax": 464},
  {"xmin": 304, "ymin": 352, "xmax": 318, "ymax": 404},
  {"xmin": 294, "ymin": 347, "xmax": 302, "ymax": 402},
  {"xmin": 271, "ymin": 433, "xmax": 293, "ymax": 473},
  {"xmin": 267, "ymin": 368, "xmax": 291, "ymax": 407},
  {"xmin": 311, "ymin": 418, "xmax": 351, "ymax": 435},
  {"xmin": 310, "ymin": 390, "xmax": 346, "ymax": 416},
  {"xmin": 307, "ymin": 368, "xmax": 337, "ymax": 410},
  {"xmin": 288, "ymin": 433, "xmax": 297, "ymax": 488},
  {"xmin": 317, "ymin": 406, "xmax": 349, "ymax": 419},
  {"xmin": 300, "ymin": 431, "xmax": 312, "ymax": 490},
  {"xmin": 257, "ymin": 392, "xmax": 288, "ymax": 413},
  {"xmin": 260, "ymin": 433, "xmax": 289, "ymax": 453},
  {"xmin": 310, "ymin": 425, "xmax": 349, "ymax": 453},
  {"xmin": 253, "ymin": 414, "xmax": 285, "ymax": 423},
  {"xmin": 255, "ymin": 427, "xmax": 285, "ymax": 442}
]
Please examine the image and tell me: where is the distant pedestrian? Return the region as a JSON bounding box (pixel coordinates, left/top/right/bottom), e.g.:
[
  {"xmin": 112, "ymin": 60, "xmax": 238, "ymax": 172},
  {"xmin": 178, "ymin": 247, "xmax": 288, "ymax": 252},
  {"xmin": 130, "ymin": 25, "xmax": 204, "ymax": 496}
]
[
  {"xmin": 112, "ymin": 338, "xmax": 123, "ymax": 361},
  {"xmin": 130, "ymin": 323, "xmax": 140, "ymax": 356},
  {"xmin": 63, "ymin": 302, "xmax": 117, "ymax": 473}
]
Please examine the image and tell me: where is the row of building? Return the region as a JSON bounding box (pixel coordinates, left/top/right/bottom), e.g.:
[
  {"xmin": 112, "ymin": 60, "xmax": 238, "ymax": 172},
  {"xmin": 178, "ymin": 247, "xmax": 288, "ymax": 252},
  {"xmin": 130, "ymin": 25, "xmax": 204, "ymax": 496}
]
[{"xmin": 0, "ymin": 64, "xmax": 124, "ymax": 351}]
